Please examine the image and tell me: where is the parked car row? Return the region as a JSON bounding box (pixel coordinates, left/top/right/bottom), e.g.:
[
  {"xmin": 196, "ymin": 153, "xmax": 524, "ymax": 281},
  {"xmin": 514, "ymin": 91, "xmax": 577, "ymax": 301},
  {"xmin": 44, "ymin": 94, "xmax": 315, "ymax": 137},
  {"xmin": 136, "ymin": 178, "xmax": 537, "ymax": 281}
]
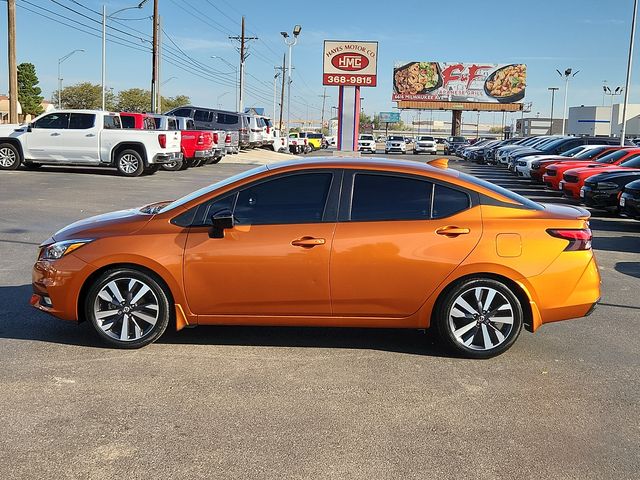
[{"xmin": 453, "ymin": 134, "xmax": 640, "ymax": 221}]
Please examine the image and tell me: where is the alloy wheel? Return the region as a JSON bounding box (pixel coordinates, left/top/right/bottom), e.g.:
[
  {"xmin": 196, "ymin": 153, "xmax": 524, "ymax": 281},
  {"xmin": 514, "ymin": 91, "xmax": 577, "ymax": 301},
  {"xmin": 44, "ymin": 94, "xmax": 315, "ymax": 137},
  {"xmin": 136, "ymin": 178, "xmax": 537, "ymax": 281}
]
[
  {"xmin": 119, "ymin": 154, "xmax": 139, "ymax": 174},
  {"xmin": 93, "ymin": 277, "xmax": 159, "ymax": 342},
  {"xmin": 0, "ymin": 147, "xmax": 17, "ymax": 167},
  {"xmin": 447, "ymin": 286, "xmax": 515, "ymax": 351}
]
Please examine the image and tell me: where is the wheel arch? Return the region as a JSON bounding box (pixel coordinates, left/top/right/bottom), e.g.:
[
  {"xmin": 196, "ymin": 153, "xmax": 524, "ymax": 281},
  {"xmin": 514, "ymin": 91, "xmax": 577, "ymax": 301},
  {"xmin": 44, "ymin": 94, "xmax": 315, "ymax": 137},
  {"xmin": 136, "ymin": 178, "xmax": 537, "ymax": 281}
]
[
  {"xmin": 77, "ymin": 262, "xmax": 186, "ymax": 329},
  {"xmin": 0, "ymin": 137, "xmax": 25, "ymax": 161},
  {"xmin": 111, "ymin": 142, "xmax": 149, "ymax": 167},
  {"xmin": 427, "ymin": 272, "xmax": 537, "ymax": 333}
]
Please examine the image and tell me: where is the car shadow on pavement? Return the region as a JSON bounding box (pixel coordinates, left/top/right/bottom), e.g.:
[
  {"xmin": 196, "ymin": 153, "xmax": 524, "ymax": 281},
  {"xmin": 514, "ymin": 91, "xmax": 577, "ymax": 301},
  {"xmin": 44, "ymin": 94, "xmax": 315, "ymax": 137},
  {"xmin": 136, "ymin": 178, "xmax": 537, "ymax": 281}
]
[
  {"xmin": 614, "ymin": 262, "xmax": 640, "ymax": 279},
  {"xmin": 0, "ymin": 285, "xmax": 454, "ymax": 357}
]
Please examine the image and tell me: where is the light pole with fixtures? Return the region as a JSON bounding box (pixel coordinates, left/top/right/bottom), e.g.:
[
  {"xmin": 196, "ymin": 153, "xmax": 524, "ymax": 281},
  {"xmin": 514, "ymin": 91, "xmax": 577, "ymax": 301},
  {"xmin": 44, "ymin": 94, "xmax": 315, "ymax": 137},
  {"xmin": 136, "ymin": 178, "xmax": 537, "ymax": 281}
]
[
  {"xmin": 556, "ymin": 68, "xmax": 579, "ymax": 135},
  {"xmin": 548, "ymin": 87, "xmax": 559, "ymax": 134},
  {"xmin": 57, "ymin": 49, "xmax": 84, "ymax": 108},
  {"xmin": 621, "ymin": 0, "xmax": 638, "ymax": 144},
  {"xmin": 603, "ymin": 86, "xmax": 623, "ymax": 106},
  {"xmin": 161, "ymin": 76, "xmax": 177, "ymax": 86},
  {"xmin": 211, "ymin": 56, "xmax": 239, "ymax": 112},
  {"xmin": 281, "ymin": 25, "xmax": 302, "ymax": 136},
  {"xmin": 102, "ymin": 0, "xmax": 149, "ymax": 110}
]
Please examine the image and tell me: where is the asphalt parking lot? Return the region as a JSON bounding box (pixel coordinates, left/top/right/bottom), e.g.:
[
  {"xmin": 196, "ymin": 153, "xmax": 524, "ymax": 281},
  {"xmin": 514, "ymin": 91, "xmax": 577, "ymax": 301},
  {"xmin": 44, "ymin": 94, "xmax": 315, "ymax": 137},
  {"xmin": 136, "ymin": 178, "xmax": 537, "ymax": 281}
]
[{"xmin": 1, "ymin": 153, "xmax": 639, "ymax": 479}]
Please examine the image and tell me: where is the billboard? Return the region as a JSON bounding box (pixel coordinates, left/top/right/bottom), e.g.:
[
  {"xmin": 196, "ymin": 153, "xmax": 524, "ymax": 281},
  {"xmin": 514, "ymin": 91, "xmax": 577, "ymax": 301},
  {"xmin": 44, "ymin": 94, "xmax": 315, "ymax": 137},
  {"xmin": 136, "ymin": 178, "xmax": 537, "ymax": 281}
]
[
  {"xmin": 392, "ymin": 62, "xmax": 526, "ymax": 103},
  {"xmin": 379, "ymin": 112, "xmax": 400, "ymax": 123},
  {"xmin": 323, "ymin": 41, "xmax": 378, "ymax": 87}
]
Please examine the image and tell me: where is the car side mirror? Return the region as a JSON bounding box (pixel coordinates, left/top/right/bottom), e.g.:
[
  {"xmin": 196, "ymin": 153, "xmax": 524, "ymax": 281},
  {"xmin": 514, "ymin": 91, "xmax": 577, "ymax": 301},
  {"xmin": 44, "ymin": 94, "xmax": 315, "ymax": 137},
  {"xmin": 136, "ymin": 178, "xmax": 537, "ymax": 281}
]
[{"xmin": 208, "ymin": 212, "xmax": 234, "ymax": 239}]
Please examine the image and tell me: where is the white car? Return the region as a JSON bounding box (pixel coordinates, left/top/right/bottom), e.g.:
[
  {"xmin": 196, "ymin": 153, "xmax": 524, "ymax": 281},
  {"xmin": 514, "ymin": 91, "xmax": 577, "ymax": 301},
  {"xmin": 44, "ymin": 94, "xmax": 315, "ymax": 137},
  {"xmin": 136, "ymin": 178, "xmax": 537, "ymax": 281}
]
[
  {"xmin": 358, "ymin": 134, "xmax": 377, "ymax": 153},
  {"xmin": 0, "ymin": 110, "xmax": 182, "ymax": 177},
  {"xmin": 413, "ymin": 135, "xmax": 437, "ymax": 154},
  {"xmin": 514, "ymin": 145, "xmax": 607, "ymax": 178},
  {"xmin": 385, "ymin": 135, "xmax": 406, "ymax": 154}
]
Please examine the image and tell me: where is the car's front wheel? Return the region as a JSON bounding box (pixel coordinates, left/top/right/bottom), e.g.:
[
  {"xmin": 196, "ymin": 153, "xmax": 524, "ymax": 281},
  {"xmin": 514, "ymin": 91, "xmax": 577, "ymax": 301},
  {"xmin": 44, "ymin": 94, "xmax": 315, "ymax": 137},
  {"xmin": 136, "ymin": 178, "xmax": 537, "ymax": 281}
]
[
  {"xmin": 436, "ymin": 278, "xmax": 523, "ymax": 358},
  {"xmin": 0, "ymin": 143, "xmax": 21, "ymax": 170},
  {"xmin": 85, "ymin": 268, "xmax": 171, "ymax": 349}
]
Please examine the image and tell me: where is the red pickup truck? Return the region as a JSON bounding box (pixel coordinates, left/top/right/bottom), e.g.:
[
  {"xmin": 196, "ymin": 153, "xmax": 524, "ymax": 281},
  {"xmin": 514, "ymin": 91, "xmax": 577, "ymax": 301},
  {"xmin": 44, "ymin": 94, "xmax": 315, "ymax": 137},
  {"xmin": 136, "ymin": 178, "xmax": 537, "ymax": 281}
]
[
  {"xmin": 152, "ymin": 115, "xmax": 217, "ymax": 170},
  {"xmin": 120, "ymin": 112, "xmax": 156, "ymax": 130}
]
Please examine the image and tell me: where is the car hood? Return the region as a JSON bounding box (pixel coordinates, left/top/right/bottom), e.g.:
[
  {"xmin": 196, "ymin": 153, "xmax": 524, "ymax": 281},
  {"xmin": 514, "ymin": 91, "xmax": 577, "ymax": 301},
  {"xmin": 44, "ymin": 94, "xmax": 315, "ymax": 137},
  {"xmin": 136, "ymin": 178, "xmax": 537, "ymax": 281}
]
[
  {"xmin": 565, "ymin": 165, "xmax": 620, "ymax": 177},
  {"xmin": 586, "ymin": 169, "xmax": 640, "ymax": 182},
  {"xmin": 50, "ymin": 204, "xmax": 163, "ymax": 243}
]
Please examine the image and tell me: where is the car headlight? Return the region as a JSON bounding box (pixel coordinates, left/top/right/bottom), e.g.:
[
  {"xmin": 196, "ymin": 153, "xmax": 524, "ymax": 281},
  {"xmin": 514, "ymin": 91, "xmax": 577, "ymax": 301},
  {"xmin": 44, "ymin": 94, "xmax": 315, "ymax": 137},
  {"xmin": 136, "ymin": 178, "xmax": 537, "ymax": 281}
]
[
  {"xmin": 40, "ymin": 239, "xmax": 93, "ymax": 260},
  {"xmin": 596, "ymin": 181, "xmax": 619, "ymax": 190}
]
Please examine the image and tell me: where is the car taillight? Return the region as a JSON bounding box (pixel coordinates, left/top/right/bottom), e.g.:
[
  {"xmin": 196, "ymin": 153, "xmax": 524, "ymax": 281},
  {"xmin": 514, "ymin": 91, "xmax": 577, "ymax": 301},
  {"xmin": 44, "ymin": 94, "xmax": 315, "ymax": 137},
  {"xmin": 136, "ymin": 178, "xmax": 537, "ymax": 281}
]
[
  {"xmin": 547, "ymin": 229, "xmax": 592, "ymax": 251},
  {"xmin": 158, "ymin": 134, "xmax": 166, "ymax": 148},
  {"xmin": 225, "ymin": 133, "xmax": 231, "ymax": 144},
  {"xmin": 266, "ymin": 125, "xmax": 270, "ymax": 134},
  {"xmin": 304, "ymin": 139, "xmax": 308, "ymax": 145},
  {"xmin": 213, "ymin": 133, "xmax": 219, "ymax": 144},
  {"xmin": 197, "ymin": 133, "xmax": 204, "ymax": 145}
]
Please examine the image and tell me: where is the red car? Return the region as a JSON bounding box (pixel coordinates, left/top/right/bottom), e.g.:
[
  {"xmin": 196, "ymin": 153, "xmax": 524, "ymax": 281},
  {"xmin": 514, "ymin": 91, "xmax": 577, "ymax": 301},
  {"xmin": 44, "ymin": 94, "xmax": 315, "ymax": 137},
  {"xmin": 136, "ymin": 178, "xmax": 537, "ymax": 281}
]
[
  {"xmin": 535, "ymin": 146, "xmax": 627, "ymax": 185},
  {"xmin": 543, "ymin": 148, "xmax": 640, "ymax": 190},
  {"xmin": 174, "ymin": 116, "xmax": 216, "ymax": 169},
  {"xmin": 120, "ymin": 112, "xmax": 156, "ymax": 130},
  {"xmin": 560, "ymin": 152, "xmax": 640, "ymax": 198}
]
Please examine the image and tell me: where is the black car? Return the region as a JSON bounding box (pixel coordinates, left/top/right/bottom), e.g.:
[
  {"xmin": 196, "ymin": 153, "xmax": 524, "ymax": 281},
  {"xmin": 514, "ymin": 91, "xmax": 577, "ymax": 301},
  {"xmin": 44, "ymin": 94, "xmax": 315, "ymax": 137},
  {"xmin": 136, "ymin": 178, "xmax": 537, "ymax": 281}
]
[
  {"xmin": 581, "ymin": 169, "xmax": 640, "ymax": 211},
  {"xmin": 444, "ymin": 136, "xmax": 468, "ymax": 155},
  {"xmin": 620, "ymin": 179, "xmax": 640, "ymax": 219}
]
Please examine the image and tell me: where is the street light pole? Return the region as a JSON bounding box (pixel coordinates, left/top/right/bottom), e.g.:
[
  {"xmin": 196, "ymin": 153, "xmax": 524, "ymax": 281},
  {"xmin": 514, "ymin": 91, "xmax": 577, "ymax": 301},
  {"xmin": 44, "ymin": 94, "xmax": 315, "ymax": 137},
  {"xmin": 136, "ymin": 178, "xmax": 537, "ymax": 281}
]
[
  {"xmin": 281, "ymin": 25, "xmax": 301, "ymax": 136},
  {"xmin": 621, "ymin": 0, "xmax": 638, "ymax": 144},
  {"xmin": 217, "ymin": 92, "xmax": 229, "ymax": 109},
  {"xmin": 58, "ymin": 49, "xmax": 84, "ymax": 109},
  {"xmin": 557, "ymin": 68, "xmax": 579, "ymax": 135},
  {"xmin": 548, "ymin": 87, "xmax": 559, "ymax": 135}
]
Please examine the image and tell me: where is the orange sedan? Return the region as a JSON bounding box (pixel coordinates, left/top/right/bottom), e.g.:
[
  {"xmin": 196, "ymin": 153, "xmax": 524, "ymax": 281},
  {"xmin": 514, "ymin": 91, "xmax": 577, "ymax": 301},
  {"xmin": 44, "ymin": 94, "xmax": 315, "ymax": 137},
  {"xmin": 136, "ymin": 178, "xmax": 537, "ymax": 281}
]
[{"xmin": 31, "ymin": 158, "xmax": 600, "ymax": 358}]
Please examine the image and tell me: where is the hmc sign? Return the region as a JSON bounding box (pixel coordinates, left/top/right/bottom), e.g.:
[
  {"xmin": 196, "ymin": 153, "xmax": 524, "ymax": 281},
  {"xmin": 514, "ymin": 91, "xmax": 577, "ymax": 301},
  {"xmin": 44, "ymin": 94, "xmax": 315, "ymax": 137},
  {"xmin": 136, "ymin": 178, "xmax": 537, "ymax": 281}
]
[{"xmin": 323, "ymin": 41, "xmax": 378, "ymax": 87}]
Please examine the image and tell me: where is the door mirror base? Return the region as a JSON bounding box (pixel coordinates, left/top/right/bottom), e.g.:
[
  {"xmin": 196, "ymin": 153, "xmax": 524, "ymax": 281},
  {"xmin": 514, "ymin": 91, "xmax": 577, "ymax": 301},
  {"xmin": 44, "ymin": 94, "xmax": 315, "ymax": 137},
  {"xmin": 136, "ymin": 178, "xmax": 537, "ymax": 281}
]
[{"xmin": 208, "ymin": 213, "xmax": 234, "ymax": 238}]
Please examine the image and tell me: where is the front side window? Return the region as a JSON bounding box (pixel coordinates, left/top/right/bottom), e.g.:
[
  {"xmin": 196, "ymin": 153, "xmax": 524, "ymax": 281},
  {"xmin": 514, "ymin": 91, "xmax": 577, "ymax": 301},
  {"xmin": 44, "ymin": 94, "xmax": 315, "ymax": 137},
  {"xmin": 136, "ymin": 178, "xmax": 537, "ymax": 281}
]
[
  {"xmin": 172, "ymin": 108, "xmax": 192, "ymax": 118},
  {"xmin": 186, "ymin": 119, "xmax": 195, "ymax": 130},
  {"xmin": 351, "ymin": 174, "xmax": 432, "ymax": 221},
  {"xmin": 168, "ymin": 118, "xmax": 178, "ymax": 130},
  {"xmin": 145, "ymin": 118, "xmax": 157, "ymax": 130},
  {"xmin": 33, "ymin": 113, "xmax": 69, "ymax": 129},
  {"xmin": 234, "ymin": 173, "xmax": 333, "ymax": 225}
]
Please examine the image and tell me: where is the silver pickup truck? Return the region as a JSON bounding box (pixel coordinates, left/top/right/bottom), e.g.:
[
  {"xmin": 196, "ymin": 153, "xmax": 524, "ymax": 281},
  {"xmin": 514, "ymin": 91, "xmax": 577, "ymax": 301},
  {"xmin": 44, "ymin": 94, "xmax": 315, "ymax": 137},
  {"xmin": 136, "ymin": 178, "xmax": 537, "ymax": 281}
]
[{"xmin": 0, "ymin": 110, "xmax": 182, "ymax": 177}]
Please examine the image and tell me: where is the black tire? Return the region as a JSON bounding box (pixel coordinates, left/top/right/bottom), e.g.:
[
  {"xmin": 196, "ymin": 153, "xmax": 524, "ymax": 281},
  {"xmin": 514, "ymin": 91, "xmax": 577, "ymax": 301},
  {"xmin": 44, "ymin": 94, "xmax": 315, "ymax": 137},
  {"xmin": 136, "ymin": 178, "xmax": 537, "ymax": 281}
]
[
  {"xmin": 435, "ymin": 278, "xmax": 523, "ymax": 359},
  {"xmin": 211, "ymin": 156, "xmax": 222, "ymax": 164},
  {"xmin": 161, "ymin": 161, "xmax": 182, "ymax": 171},
  {"xmin": 115, "ymin": 149, "xmax": 145, "ymax": 177},
  {"xmin": 0, "ymin": 142, "xmax": 21, "ymax": 170},
  {"xmin": 85, "ymin": 268, "xmax": 171, "ymax": 349},
  {"xmin": 23, "ymin": 161, "xmax": 42, "ymax": 169},
  {"xmin": 178, "ymin": 160, "xmax": 190, "ymax": 170},
  {"xmin": 144, "ymin": 164, "xmax": 160, "ymax": 175}
]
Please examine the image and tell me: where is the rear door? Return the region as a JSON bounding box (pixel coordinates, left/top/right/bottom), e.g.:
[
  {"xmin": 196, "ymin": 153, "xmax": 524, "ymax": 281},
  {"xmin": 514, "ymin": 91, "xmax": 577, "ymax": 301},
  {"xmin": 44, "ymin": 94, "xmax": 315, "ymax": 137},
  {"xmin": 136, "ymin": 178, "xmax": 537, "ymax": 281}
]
[
  {"xmin": 330, "ymin": 171, "xmax": 482, "ymax": 317},
  {"xmin": 63, "ymin": 113, "xmax": 100, "ymax": 163}
]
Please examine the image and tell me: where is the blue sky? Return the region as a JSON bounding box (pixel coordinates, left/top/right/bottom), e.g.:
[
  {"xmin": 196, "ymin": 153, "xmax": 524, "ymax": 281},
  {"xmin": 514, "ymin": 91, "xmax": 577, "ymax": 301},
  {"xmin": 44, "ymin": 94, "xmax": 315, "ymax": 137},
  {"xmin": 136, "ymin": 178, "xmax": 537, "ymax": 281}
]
[{"xmin": 0, "ymin": 0, "xmax": 638, "ymax": 126}]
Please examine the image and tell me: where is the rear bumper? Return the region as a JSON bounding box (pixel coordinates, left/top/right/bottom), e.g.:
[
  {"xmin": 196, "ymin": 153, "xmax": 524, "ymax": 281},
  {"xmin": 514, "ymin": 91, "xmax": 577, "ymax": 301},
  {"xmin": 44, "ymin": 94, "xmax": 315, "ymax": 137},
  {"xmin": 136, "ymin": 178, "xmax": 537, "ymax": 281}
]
[
  {"xmin": 153, "ymin": 151, "xmax": 183, "ymax": 164},
  {"xmin": 194, "ymin": 148, "xmax": 214, "ymax": 158}
]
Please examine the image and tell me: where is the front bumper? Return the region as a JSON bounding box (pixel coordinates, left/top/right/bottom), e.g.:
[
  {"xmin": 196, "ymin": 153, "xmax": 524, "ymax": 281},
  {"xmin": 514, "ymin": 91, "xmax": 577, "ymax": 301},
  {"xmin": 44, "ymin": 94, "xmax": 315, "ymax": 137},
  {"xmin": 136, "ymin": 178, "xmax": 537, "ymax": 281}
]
[
  {"xmin": 581, "ymin": 186, "xmax": 619, "ymax": 209},
  {"xmin": 153, "ymin": 151, "xmax": 183, "ymax": 164},
  {"xmin": 516, "ymin": 165, "xmax": 531, "ymax": 178},
  {"xmin": 620, "ymin": 192, "xmax": 640, "ymax": 218},
  {"xmin": 358, "ymin": 144, "xmax": 376, "ymax": 152},
  {"xmin": 414, "ymin": 145, "xmax": 437, "ymax": 153}
]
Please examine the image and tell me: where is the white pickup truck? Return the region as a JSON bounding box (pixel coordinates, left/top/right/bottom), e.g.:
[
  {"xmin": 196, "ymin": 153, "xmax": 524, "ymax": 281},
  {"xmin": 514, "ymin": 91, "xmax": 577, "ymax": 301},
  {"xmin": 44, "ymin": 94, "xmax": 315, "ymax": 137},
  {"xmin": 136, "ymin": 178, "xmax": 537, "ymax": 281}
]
[{"xmin": 0, "ymin": 110, "xmax": 182, "ymax": 177}]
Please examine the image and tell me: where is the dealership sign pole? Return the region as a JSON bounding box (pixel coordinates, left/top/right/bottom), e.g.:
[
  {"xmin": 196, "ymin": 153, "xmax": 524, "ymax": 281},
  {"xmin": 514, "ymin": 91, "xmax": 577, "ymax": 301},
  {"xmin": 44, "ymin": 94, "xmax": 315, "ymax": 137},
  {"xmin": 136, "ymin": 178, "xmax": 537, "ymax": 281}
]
[{"xmin": 323, "ymin": 41, "xmax": 378, "ymax": 152}]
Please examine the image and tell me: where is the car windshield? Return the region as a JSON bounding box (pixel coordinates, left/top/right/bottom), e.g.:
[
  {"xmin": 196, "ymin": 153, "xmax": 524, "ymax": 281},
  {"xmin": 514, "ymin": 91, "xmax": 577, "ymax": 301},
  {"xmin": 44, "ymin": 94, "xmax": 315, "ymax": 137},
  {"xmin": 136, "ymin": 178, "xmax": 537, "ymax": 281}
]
[
  {"xmin": 457, "ymin": 171, "xmax": 543, "ymax": 210},
  {"xmin": 158, "ymin": 165, "xmax": 268, "ymax": 213},
  {"xmin": 389, "ymin": 136, "xmax": 404, "ymax": 141},
  {"xmin": 574, "ymin": 146, "xmax": 609, "ymax": 159},
  {"xmin": 538, "ymin": 138, "xmax": 569, "ymax": 152},
  {"xmin": 450, "ymin": 137, "xmax": 465, "ymax": 142},
  {"xmin": 596, "ymin": 150, "xmax": 634, "ymax": 164},
  {"xmin": 360, "ymin": 135, "xmax": 374, "ymax": 141},
  {"xmin": 418, "ymin": 136, "xmax": 434, "ymax": 141},
  {"xmin": 563, "ymin": 146, "xmax": 586, "ymax": 157}
]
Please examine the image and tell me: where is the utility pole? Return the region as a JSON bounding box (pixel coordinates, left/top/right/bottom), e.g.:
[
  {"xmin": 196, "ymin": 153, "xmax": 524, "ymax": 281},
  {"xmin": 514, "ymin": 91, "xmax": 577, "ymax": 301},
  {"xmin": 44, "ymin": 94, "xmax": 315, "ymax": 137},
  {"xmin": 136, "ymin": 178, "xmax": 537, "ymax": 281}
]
[
  {"xmin": 156, "ymin": 15, "xmax": 162, "ymax": 112},
  {"xmin": 150, "ymin": 0, "xmax": 159, "ymax": 112},
  {"xmin": 621, "ymin": 0, "xmax": 638, "ymax": 144},
  {"xmin": 8, "ymin": 0, "xmax": 18, "ymax": 123},
  {"xmin": 229, "ymin": 17, "xmax": 257, "ymax": 114},
  {"xmin": 274, "ymin": 63, "xmax": 286, "ymax": 120},
  {"xmin": 279, "ymin": 54, "xmax": 286, "ymax": 131},
  {"xmin": 319, "ymin": 88, "xmax": 329, "ymax": 132}
]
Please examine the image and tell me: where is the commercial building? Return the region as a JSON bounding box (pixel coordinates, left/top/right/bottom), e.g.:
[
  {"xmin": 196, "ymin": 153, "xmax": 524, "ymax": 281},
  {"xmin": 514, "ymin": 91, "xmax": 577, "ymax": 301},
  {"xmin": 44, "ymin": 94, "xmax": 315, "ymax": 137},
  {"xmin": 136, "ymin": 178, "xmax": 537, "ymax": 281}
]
[
  {"xmin": 567, "ymin": 106, "xmax": 612, "ymax": 136},
  {"xmin": 611, "ymin": 103, "xmax": 640, "ymax": 137},
  {"xmin": 515, "ymin": 117, "xmax": 566, "ymax": 136}
]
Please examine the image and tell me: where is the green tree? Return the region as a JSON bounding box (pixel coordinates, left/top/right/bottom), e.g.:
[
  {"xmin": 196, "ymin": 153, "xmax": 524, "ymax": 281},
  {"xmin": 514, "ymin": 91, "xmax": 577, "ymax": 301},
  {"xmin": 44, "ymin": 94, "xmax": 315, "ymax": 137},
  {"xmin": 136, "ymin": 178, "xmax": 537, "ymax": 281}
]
[
  {"xmin": 161, "ymin": 94, "xmax": 190, "ymax": 112},
  {"xmin": 53, "ymin": 82, "xmax": 116, "ymax": 110},
  {"xmin": 117, "ymin": 88, "xmax": 151, "ymax": 112},
  {"xmin": 17, "ymin": 63, "xmax": 44, "ymax": 116}
]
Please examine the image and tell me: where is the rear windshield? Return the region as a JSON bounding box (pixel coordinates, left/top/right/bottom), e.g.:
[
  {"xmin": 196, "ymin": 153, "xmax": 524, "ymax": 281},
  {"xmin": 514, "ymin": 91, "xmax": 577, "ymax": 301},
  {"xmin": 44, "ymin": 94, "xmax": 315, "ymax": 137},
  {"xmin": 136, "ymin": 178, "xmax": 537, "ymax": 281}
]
[
  {"xmin": 457, "ymin": 171, "xmax": 543, "ymax": 210},
  {"xmin": 307, "ymin": 133, "xmax": 323, "ymax": 139},
  {"xmin": 450, "ymin": 136, "xmax": 465, "ymax": 142}
]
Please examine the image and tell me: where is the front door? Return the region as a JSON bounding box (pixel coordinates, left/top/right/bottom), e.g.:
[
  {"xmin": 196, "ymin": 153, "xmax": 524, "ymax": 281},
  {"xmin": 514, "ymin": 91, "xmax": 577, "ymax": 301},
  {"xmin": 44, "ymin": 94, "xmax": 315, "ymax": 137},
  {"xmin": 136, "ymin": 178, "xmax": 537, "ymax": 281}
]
[
  {"xmin": 24, "ymin": 112, "xmax": 70, "ymax": 161},
  {"xmin": 184, "ymin": 171, "xmax": 339, "ymax": 316},
  {"xmin": 330, "ymin": 171, "xmax": 483, "ymax": 317}
]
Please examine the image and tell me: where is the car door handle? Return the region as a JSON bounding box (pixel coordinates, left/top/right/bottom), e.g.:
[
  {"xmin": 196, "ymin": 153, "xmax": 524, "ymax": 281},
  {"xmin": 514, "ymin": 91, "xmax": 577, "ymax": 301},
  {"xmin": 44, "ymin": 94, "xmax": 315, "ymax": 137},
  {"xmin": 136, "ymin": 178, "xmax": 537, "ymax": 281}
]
[
  {"xmin": 291, "ymin": 237, "xmax": 326, "ymax": 248},
  {"xmin": 50, "ymin": 132, "xmax": 61, "ymax": 136},
  {"xmin": 436, "ymin": 226, "xmax": 471, "ymax": 237},
  {"xmin": 85, "ymin": 133, "xmax": 96, "ymax": 137}
]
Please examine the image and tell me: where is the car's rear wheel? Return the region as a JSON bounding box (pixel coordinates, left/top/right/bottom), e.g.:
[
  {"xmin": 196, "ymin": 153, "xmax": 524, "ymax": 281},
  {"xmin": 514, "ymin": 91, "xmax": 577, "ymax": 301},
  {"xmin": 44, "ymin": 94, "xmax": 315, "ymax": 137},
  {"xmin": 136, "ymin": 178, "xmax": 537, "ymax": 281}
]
[
  {"xmin": 116, "ymin": 150, "xmax": 145, "ymax": 177},
  {"xmin": 0, "ymin": 143, "xmax": 21, "ymax": 170},
  {"xmin": 85, "ymin": 268, "xmax": 171, "ymax": 349},
  {"xmin": 436, "ymin": 278, "xmax": 523, "ymax": 358}
]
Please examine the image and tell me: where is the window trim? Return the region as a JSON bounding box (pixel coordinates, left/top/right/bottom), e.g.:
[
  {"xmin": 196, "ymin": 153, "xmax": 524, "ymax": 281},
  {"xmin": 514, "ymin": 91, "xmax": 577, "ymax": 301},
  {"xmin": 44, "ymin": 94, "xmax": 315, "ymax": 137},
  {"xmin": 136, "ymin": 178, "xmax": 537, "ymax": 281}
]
[
  {"xmin": 339, "ymin": 170, "xmax": 477, "ymax": 223},
  {"xmin": 175, "ymin": 169, "xmax": 343, "ymax": 228}
]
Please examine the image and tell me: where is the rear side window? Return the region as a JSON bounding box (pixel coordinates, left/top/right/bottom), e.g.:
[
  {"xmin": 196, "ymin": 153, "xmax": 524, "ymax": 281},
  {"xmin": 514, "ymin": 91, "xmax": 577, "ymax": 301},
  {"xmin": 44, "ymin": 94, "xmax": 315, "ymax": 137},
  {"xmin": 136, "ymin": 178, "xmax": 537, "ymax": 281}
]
[
  {"xmin": 69, "ymin": 113, "xmax": 95, "ymax": 129},
  {"xmin": 217, "ymin": 113, "xmax": 239, "ymax": 125},
  {"xmin": 103, "ymin": 115, "xmax": 121, "ymax": 129},
  {"xmin": 621, "ymin": 155, "xmax": 640, "ymax": 167},
  {"xmin": 351, "ymin": 174, "xmax": 432, "ymax": 221},
  {"xmin": 186, "ymin": 119, "xmax": 195, "ymax": 130},
  {"xmin": 145, "ymin": 118, "xmax": 157, "ymax": 130},
  {"xmin": 33, "ymin": 113, "xmax": 69, "ymax": 129},
  {"xmin": 194, "ymin": 110, "xmax": 212, "ymax": 122},
  {"xmin": 120, "ymin": 115, "xmax": 135, "ymax": 129},
  {"xmin": 234, "ymin": 173, "xmax": 333, "ymax": 225},
  {"xmin": 432, "ymin": 185, "xmax": 471, "ymax": 219},
  {"xmin": 168, "ymin": 118, "xmax": 178, "ymax": 130}
]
